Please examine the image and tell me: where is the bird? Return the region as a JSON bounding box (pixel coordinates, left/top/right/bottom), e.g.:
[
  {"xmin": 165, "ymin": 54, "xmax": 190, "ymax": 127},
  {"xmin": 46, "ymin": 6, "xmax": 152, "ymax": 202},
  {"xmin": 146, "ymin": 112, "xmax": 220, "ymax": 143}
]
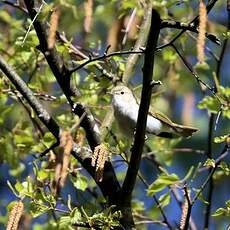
[{"xmin": 110, "ymin": 85, "xmax": 198, "ymax": 138}]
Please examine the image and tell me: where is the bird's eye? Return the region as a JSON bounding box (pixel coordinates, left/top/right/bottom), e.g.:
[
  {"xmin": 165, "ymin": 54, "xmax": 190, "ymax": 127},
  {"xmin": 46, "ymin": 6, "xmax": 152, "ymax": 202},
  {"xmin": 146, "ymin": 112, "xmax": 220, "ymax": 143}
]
[{"xmin": 120, "ymin": 91, "xmax": 124, "ymax": 95}]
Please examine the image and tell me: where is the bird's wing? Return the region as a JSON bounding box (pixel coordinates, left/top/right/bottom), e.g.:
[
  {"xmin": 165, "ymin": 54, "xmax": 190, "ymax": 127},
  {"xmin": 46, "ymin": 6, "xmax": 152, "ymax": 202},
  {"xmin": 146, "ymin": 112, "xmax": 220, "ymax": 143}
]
[
  {"xmin": 151, "ymin": 111, "xmax": 199, "ymax": 137},
  {"xmin": 150, "ymin": 111, "xmax": 174, "ymax": 127}
]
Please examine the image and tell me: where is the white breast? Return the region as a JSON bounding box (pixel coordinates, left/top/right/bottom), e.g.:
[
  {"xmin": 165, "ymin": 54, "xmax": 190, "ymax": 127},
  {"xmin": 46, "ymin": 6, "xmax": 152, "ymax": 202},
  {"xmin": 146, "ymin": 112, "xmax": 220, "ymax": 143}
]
[
  {"xmin": 112, "ymin": 95, "xmax": 163, "ymax": 136},
  {"xmin": 112, "ymin": 95, "xmax": 138, "ymax": 137}
]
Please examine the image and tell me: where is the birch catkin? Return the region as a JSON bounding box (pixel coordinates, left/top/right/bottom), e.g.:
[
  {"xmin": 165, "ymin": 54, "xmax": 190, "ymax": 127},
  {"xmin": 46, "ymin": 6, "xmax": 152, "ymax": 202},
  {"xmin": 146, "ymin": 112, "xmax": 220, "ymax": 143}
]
[
  {"xmin": 180, "ymin": 198, "xmax": 188, "ymax": 229},
  {"xmin": 84, "ymin": 0, "xmax": 93, "ymax": 33},
  {"xmin": 6, "ymin": 201, "xmax": 24, "ymax": 230},
  {"xmin": 197, "ymin": 0, "xmax": 207, "ymax": 63},
  {"xmin": 48, "ymin": 7, "xmax": 60, "ymax": 49}
]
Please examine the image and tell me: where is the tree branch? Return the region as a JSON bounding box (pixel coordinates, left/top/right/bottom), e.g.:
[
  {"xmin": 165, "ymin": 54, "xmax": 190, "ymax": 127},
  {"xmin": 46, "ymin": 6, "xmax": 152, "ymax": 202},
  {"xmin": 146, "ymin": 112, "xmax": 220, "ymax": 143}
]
[
  {"xmin": 0, "ymin": 55, "xmax": 121, "ymax": 206},
  {"xmin": 23, "ymin": 0, "xmax": 102, "ymax": 150},
  {"xmin": 122, "ymin": 6, "xmax": 152, "ymax": 84},
  {"xmin": 69, "ymin": 48, "xmax": 144, "ymax": 75},
  {"xmin": 170, "ymin": 44, "xmax": 222, "ymax": 105},
  {"xmin": 119, "ymin": 9, "xmax": 161, "ymax": 228},
  {"xmin": 100, "ymin": 5, "xmax": 152, "ymax": 145},
  {"xmin": 204, "ymin": 3, "xmax": 230, "ymax": 228},
  {"xmin": 161, "ymin": 20, "xmax": 220, "ymax": 45},
  {"xmin": 13, "ymin": 0, "xmax": 121, "ymax": 207},
  {"xmin": 157, "ymin": 0, "xmax": 219, "ymax": 50},
  {"xmin": 0, "ymin": 55, "xmax": 60, "ymax": 138},
  {"xmin": 183, "ymin": 145, "xmax": 229, "ymax": 230}
]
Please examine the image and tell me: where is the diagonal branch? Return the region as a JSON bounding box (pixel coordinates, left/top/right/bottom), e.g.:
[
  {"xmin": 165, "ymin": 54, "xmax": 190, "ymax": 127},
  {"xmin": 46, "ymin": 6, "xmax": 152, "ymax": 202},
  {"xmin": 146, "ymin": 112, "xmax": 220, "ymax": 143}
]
[
  {"xmin": 122, "ymin": 6, "xmax": 152, "ymax": 84},
  {"xmin": 119, "ymin": 9, "xmax": 161, "ymax": 229},
  {"xmin": 0, "ymin": 55, "xmax": 60, "ymax": 138},
  {"xmin": 69, "ymin": 48, "xmax": 144, "ymax": 75},
  {"xmin": 15, "ymin": 0, "xmax": 121, "ymax": 206},
  {"xmin": 0, "ymin": 55, "xmax": 121, "ymax": 206},
  {"xmin": 183, "ymin": 145, "xmax": 229, "ymax": 230},
  {"xmin": 161, "ymin": 20, "xmax": 220, "ymax": 45},
  {"xmin": 157, "ymin": 0, "xmax": 219, "ymax": 50},
  {"xmin": 23, "ymin": 0, "xmax": 101, "ymax": 150},
  {"xmin": 119, "ymin": 10, "xmax": 161, "ymax": 228}
]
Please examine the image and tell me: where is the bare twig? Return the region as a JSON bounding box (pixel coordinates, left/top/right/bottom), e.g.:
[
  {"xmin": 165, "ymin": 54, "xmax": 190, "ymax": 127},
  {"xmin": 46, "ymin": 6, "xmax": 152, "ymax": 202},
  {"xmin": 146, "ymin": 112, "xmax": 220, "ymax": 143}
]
[
  {"xmin": 161, "ymin": 20, "xmax": 220, "ymax": 45},
  {"xmin": 69, "ymin": 48, "xmax": 144, "ymax": 74},
  {"xmin": 183, "ymin": 145, "xmax": 229, "ymax": 230},
  {"xmin": 122, "ymin": 8, "xmax": 137, "ymax": 46},
  {"xmin": 171, "ymin": 43, "xmax": 222, "ymax": 105},
  {"xmin": 157, "ymin": 0, "xmax": 219, "ymax": 50},
  {"xmin": 2, "ymin": 0, "xmax": 27, "ymax": 13},
  {"xmin": 122, "ymin": 6, "xmax": 152, "ymax": 83}
]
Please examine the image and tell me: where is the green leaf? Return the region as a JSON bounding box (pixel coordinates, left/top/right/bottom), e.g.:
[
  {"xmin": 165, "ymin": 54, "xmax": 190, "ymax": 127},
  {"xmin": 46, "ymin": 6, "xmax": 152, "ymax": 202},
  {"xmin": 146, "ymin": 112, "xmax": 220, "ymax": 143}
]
[
  {"xmin": 223, "ymin": 31, "xmax": 230, "ymax": 39},
  {"xmin": 194, "ymin": 62, "xmax": 210, "ymax": 70},
  {"xmin": 15, "ymin": 180, "xmax": 33, "ymax": 198},
  {"xmin": 59, "ymin": 216, "xmax": 73, "ymax": 230},
  {"xmin": 147, "ymin": 173, "xmax": 179, "ymax": 196},
  {"xmin": 218, "ymin": 161, "xmax": 230, "ymax": 176},
  {"xmin": 226, "ymin": 200, "xmax": 230, "ymax": 208},
  {"xmin": 197, "ymin": 192, "xmax": 209, "ymax": 205},
  {"xmin": 71, "ymin": 174, "xmax": 88, "ymax": 191},
  {"xmin": 198, "ymin": 96, "xmax": 221, "ymax": 114},
  {"xmin": 162, "ymin": 49, "xmax": 177, "ymax": 63},
  {"xmin": 203, "ymin": 158, "xmax": 215, "ymax": 168},
  {"xmin": 30, "ymin": 201, "xmax": 50, "ymax": 218},
  {"xmin": 212, "ymin": 199, "xmax": 230, "ymax": 217},
  {"xmin": 214, "ymin": 135, "xmax": 229, "ymax": 143},
  {"xmin": 182, "ymin": 166, "xmax": 194, "ymax": 182},
  {"xmin": 159, "ymin": 191, "xmax": 171, "ymax": 208},
  {"xmin": 9, "ymin": 163, "xmax": 25, "ymax": 177},
  {"xmin": 212, "ymin": 208, "xmax": 226, "ymax": 217},
  {"xmin": 43, "ymin": 132, "xmax": 56, "ymax": 146},
  {"xmin": 6, "ymin": 201, "xmax": 20, "ymax": 212},
  {"xmin": 15, "ymin": 181, "xmax": 24, "ymax": 194},
  {"xmin": 70, "ymin": 208, "xmax": 82, "ymax": 224},
  {"xmin": 37, "ymin": 170, "xmax": 49, "ymax": 181}
]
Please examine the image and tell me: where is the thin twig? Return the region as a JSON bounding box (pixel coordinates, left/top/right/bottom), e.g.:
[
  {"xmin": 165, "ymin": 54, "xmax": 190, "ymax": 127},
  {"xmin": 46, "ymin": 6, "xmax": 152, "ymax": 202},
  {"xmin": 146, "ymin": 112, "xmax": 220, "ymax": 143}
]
[
  {"xmin": 22, "ymin": 3, "xmax": 44, "ymax": 45},
  {"xmin": 183, "ymin": 145, "xmax": 229, "ymax": 230},
  {"xmin": 204, "ymin": 5, "xmax": 230, "ymax": 227},
  {"xmin": 171, "ymin": 43, "xmax": 223, "ymax": 106},
  {"xmin": 122, "ymin": 6, "xmax": 152, "ymax": 83},
  {"xmin": 2, "ymin": 0, "xmax": 27, "ymax": 13},
  {"xmin": 122, "ymin": 8, "xmax": 137, "ymax": 46},
  {"xmin": 156, "ymin": 0, "xmax": 219, "ymax": 50},
  {"xmin": 69, "ymin": 48, "xmax": 144, "ymax": 74},
  {"xmin": 161, "ymin": 20, "xmax": 220, "ymax": 45},
  {"xmin": 137, "ymin": 173, "xmax": 173, "ymax": 230}
]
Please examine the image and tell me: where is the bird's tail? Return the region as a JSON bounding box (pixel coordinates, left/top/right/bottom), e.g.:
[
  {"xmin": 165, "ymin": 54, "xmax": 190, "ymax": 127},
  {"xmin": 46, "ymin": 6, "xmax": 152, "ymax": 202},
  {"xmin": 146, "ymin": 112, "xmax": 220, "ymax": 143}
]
[{"xmin": 171, "ymin": 123, "xmax": 199, "ymax": 138}]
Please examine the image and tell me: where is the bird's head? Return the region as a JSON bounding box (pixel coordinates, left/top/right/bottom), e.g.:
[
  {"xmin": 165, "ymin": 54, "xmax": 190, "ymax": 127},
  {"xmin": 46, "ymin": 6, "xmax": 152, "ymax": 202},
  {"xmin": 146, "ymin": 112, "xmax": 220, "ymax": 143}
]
[{"xmin": 110, "ymin": 85, "xmax": 136, "ymax": 106}]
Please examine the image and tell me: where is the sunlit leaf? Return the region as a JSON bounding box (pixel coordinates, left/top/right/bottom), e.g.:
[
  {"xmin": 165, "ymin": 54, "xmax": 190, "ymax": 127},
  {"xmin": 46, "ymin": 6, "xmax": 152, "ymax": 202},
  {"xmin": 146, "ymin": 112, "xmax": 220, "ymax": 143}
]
[
  {"xmin": 159, "ymin": 191, "xmax": 171, "ymax": 208},
  {"xmin": 147, "ymin": 173, "xmax": 179, "ymax": 196},
  {"xmin": 203, "ymin": 158, "xmax": 215, "ymax": 168}
]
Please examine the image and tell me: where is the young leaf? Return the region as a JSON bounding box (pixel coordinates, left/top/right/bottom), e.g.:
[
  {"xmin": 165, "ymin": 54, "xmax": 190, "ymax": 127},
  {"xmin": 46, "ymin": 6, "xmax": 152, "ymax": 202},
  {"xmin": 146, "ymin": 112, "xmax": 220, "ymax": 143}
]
[
  {"xmin": 147, "ymin": 173, "xmax": 179, "ymax": 196},
  {"xmin": 159, "ymin": 191, "xmax": 171, "ymax": 208}
]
